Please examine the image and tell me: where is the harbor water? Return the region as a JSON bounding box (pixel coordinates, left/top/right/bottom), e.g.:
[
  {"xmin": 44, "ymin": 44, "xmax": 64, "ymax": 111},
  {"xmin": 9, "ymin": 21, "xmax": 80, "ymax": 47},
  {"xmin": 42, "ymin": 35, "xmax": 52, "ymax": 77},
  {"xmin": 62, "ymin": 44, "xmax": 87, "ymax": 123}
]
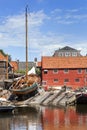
[{"xmin": 0, "ymin": 105, "xmax": 87, "ymax": 130}]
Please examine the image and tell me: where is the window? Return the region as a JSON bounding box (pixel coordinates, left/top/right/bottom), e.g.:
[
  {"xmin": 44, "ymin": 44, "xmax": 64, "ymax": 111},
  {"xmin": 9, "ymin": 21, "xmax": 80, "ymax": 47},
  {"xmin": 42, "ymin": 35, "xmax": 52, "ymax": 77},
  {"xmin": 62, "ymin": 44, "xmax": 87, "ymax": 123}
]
[
  {"xmin": 53, "ymin": 69, "xmax": 58, "ymax": 73},
  {"xmin": 75, "ymin": 78, "xmax": 80, "ymax": 82},
  {"xmin": 44, "ymin": 70, "xmax": 48, "ymax": 74},
  {"xmin": 65, "ymin": 52, "xmax": 70, "ymax": 57},
  {"xmin": 85, "ymin": 77, "xmax": 87, "ymax": 82},
  {"xmin": 72, "ymin": 52, "xmax": 77, "ymax": 56},
  {"xmin": 58, "ymin": 53, "xmax": 63, "ymax": 56},
  {"xmin": 85, "ymin": 69, "xmax": 87, "ymax": 73},
  {"xmin": 64, "ymin": 79, "xmax": 69, "ymax": 82},
  {"xmin": 64, "ymin": 69, "xmax": 69, "ymax": 73},
  {"xmin": 78, "ymin": 69, "xmax": 82, "ymax": 74},
  {"xmin": 42, "ymin": 81, "xmax": 47, "ymax": 85},
  {"xmin": 54, "ymin": 79, "xmax": 58, "ymax": 82}
]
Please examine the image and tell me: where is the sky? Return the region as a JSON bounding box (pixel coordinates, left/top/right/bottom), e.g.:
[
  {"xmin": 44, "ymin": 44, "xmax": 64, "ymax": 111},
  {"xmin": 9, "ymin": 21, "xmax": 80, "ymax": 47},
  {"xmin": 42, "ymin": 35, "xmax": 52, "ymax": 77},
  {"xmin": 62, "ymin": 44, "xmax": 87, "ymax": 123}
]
[{"xmin": 0, "ymin": 0, "xmax": 87, "ymax": 61}]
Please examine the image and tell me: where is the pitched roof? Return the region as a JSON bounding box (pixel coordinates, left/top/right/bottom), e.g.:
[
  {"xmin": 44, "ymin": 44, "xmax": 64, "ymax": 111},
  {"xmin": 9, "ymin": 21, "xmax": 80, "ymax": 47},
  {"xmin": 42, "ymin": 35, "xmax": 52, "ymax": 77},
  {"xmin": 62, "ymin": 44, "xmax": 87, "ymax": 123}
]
[
  {"xmin": 42, "ymin": 56, "xmax": 87, "ymax": 69},
  {"xmin": 55, "ymin": 46, "xmax": 79, "ymax": 52},
  {"xmin": 10, "ymin": 61, "xmax": 18, "ymax": 71},
  {"xmin": 59, "ymin": 46, "xmax": 78, "ymax": 51}
]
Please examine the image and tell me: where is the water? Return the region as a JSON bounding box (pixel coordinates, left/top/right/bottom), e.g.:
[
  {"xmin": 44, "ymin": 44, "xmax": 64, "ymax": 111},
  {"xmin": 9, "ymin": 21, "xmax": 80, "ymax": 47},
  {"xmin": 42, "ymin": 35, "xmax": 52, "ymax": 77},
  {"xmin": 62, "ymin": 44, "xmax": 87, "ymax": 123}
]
[{"xmin": 0, "ymin": 105, "xmax": 87, "ymax": 130}]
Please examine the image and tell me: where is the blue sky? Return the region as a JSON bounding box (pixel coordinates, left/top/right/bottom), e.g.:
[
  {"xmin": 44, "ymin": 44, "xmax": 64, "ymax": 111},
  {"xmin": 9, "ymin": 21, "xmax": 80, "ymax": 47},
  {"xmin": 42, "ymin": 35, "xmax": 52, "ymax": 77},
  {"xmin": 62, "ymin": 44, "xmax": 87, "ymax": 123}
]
[{"xmin": 0, "ymin": 0, "xmax": 87, "ymax": 61}]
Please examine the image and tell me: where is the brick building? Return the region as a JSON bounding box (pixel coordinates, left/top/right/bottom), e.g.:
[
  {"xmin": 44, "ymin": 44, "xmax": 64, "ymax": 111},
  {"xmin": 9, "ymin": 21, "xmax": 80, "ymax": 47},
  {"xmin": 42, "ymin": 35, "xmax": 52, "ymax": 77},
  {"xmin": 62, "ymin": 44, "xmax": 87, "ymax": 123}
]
[
  {"xmin": 41, "ymin": 56, "xmax": 87, "ymax": 89},
  {"xmin": 53, "ymin": 46, "xmax": 81, "ymax": 57},
  {"xmin": 0, "ymin": 52, "xmax": 12, "ymax": 80}
]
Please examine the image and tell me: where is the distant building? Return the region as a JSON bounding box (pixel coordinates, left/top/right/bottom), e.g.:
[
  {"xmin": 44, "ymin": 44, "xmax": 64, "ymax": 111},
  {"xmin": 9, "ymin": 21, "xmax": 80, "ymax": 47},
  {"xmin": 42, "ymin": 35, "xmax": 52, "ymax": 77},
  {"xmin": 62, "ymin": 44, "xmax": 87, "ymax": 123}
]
[
  {"xmin": 53, "ymin": 46, "xmax": 81, "ymax": 57},
  {"xmin": 10, "ymin": 58, "xmax": 37, "ymax": 72},
  {"xmin": 18, "ymin": 61, "xmax": 36, "ymax": 71},
  {"xmin": 0, "ymin": 52, "xmax": 12, "ymax": 80},
  {"xmin": 10, "ymin": 61, "xmax": 18, "ymax": 72}
]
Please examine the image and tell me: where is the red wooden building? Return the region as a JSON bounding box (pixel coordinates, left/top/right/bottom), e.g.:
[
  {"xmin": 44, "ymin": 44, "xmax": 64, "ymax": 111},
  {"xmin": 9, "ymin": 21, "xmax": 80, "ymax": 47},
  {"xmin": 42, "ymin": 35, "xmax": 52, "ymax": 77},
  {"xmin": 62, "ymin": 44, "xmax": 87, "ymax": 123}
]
[{"xmin": 41, "ymin": 56, "xmax": 87, "ymax": 89}]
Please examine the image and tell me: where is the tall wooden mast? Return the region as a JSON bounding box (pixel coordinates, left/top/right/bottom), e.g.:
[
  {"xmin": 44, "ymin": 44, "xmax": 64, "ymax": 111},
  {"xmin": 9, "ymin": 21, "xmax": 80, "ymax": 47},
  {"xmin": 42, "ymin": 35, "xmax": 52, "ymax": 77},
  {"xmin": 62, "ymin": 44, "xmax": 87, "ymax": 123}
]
[
  {"xmin": 25, "ymin": 5, "xmax": 28, "ymax": 81},
  {"xmin": 6, "ymin": 54, "xmax": 8, "ymax": 79}
]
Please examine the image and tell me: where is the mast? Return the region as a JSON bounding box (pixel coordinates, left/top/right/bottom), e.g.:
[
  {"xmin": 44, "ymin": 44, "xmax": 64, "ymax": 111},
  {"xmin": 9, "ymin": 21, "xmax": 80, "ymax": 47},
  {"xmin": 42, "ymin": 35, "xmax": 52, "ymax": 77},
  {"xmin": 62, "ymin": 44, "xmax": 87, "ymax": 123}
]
[
  {"xmin": 6, "ymin": 54, "xmax": 8, "ymax": 79},
  {"xmin": 25, "ymin": 5, "xmax": 28, "ymax": 81}
]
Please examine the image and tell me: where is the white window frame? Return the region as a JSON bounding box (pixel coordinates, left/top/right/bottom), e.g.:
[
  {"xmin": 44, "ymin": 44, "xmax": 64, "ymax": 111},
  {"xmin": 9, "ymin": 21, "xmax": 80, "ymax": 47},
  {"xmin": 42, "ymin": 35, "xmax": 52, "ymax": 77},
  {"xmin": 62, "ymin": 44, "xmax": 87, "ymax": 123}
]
[
  {"xmin": 65, "ymin": 52, "xmax": 71, "ymax": 57},
  {"xmin": 85, "ymin": 69, "xmax": 87, "ymax": 74},
  {"xmin": 53, "ymin": 69, "xmax": 58, "ymax": 74},
  {"xmin": 72, "ymin": 52, "xmax": 77, "ymax": 56},
  {"xmin": 64, "ymin": 69, "xmax": 69, "ymax": 73},
  {"xmin": 54, "ymin": 78, "xmax": 58, "ymax": 82},
  {"xmin": 44, "ymin": 70, "xmax": 48, "ymax": 74},
  {"xmin": 64, "ymin": 79, "xmax": 69, "ymax": 83},
  {"xmin": 75, "ymin": 78, "xmax": 80, "ymax": 82},
  {"xmin": 78, "ymin": 69, "xmax": 82, "ymax": 74},
  {"xmin": 42, "ymin": 80, "xmax": 47, "ymax": 85}
]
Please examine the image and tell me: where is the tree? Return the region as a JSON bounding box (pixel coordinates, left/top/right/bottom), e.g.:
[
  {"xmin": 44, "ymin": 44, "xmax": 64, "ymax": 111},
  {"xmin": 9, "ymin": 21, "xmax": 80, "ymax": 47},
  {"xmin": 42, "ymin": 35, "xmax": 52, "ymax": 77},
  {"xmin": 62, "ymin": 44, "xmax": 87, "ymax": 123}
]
[{"xmin": 36, "ymin": 68, "xmax": 41, "ymax": 76}]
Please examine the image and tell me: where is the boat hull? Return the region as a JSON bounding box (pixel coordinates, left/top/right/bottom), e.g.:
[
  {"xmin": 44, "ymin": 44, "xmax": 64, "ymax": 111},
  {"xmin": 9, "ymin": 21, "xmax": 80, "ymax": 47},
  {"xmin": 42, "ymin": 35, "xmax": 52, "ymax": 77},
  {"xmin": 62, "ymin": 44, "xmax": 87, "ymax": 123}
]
[
  {"xmin": 0, "ymin": 105, "xmax": 15, "ymax": 112},
  {"xmin": 76, "ymin": 93, "xmax": 87, "ymax": 104},
  {"xmin": 9, "ymin": 83, "xmax": 38, "ymax": 95},
  {"xmin": 9, "ymin": 83, "xmax": 38, "ymax": 101}
]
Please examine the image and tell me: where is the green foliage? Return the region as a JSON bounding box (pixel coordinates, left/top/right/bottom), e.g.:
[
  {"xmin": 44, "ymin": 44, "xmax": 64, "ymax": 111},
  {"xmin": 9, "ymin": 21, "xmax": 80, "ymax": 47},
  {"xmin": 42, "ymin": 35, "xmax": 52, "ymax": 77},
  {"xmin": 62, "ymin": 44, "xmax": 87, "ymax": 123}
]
[
  {"xmin": 0, "ymin": 49, "xmax": 12, "ymax": 61},
  {"xmin": 15, "ymin": 67, "xmax": 41, "ymax": 76},
  {"xmin": 16, "ymin": 70, "xmax": 26, "ymax": 74},
  {"xmin": 0, "ymin": 49, "xmax": 7, "ymax": 56},
  {"xmin": 36, "ymin": 68, "xmax": 41, "ymax": 76}
]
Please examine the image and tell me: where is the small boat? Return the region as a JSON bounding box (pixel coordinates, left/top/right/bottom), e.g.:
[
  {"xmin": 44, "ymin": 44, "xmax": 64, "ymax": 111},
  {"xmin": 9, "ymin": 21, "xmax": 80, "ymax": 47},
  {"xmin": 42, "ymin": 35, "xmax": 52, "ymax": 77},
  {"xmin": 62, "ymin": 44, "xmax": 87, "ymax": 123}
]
[
  {"xmin": 9, "ymin": 82, "xmax": 38, "ymax": 95},
  {"xmin": 0, "ymin": 98, "xmax": 15, "ymax": 112},
  {"xmin": 9, "ymin": 74, "xmax": 39, "ymax": 101},
  {"xmin": 75, "ymin": 87, "xmax": 87, "ymax": 104},
  {"xmin": 0, "ymin": 105, "xmax": 15, "ymax": 112},
  {"xmin": 76, "ymin": 92, "xmax": 87, "ymax": 104}
]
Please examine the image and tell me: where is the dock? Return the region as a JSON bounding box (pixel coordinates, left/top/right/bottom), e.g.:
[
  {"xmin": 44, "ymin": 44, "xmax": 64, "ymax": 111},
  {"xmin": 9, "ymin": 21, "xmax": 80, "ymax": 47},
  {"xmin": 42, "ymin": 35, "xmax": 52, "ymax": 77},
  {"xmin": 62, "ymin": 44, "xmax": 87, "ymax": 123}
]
[{"xmin": 14, "ymin": 88, "xmax": 76, "ymax": 107}]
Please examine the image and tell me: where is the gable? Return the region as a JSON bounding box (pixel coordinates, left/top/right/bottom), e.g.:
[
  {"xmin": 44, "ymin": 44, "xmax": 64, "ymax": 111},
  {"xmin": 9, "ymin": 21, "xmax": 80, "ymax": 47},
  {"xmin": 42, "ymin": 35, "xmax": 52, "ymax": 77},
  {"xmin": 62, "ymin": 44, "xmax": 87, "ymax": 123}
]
[
  {"xmin": 58, "ymin": 46, "xmax": 78, "ymax": 52},
  {"xmin": 10, "ymin": 61, "xmax": 18, "ymax": 71},
  {"xmin": 0, "ymin": 52, "xmax": 7, "ymax": 61}
]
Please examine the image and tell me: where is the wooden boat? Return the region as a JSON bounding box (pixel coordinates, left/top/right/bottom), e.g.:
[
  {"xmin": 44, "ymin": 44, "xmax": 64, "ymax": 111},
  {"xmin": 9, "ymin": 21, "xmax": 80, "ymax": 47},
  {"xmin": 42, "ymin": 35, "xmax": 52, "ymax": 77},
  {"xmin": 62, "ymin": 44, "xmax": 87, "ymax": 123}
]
[
  {"xmin": 9, "ymin": 7, "xmax": 40, "ymax": 101},
  {"xmin": 9, "ymin": 74, "xmax": 39, "ymax": 101},
  {"xmin": 9, "ymin": 82, "xmax": 38, "ymax": 95}
]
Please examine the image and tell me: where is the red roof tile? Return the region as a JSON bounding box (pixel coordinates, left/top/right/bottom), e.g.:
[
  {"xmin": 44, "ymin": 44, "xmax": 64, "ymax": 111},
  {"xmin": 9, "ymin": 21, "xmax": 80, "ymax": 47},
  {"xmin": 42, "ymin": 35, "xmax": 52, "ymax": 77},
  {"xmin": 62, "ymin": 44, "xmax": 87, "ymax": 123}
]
[
  {"xmin": 0, "ymin": 52, "xmax": 7, "ymax": 61},
  {"xmin": 37, "ymin": 62, "xmax": 41, "ymax": 67},
  {"xmin": 10, "ymin": 61, "xmax": 18, "ymax": 71},
  {"xmin": 42, "ymin": 56, "xmax": 87, "ymax": 69}
]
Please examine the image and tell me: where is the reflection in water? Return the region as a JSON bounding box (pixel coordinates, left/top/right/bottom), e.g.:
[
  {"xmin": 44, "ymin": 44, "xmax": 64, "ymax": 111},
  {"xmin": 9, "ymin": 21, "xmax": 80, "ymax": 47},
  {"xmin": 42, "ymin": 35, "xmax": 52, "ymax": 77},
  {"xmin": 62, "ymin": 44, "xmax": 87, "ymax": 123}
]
[
  {"xmin": 41, "ymin": 105, "xmax": 87, "ymax": 130},
  {"xmin": 0, "ymin": 105, "xmax": 87, "ymax": 130},
  {"xmin": 76, "ymin": 104, "xmax": 87, "ymax": 114},
  {"xmin": 0, "ymin": 106, "xmax": 42, "ymax": 130}
]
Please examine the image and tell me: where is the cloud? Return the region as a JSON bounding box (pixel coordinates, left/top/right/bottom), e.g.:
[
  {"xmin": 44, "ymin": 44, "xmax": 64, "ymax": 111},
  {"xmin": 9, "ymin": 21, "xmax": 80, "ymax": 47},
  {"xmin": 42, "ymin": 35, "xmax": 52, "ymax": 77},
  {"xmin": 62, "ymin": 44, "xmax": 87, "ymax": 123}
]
[
  {"xmin": 51, "ymin": 9, "xmax": 62, "ymax": 14},
  {"xmin": 30, "ymin": 10, "xmax": 49, "ymax": 27},
  {"xmin": 0, "ymin": 10, "xmax": 49, "ymax": 47},
  {"xmin": 0, "ymin": 8, "xmax": 87, "ymax": 61},
  {"xmin": 51, "ymin": 8, "xmax": 87, "ymax": 24}
]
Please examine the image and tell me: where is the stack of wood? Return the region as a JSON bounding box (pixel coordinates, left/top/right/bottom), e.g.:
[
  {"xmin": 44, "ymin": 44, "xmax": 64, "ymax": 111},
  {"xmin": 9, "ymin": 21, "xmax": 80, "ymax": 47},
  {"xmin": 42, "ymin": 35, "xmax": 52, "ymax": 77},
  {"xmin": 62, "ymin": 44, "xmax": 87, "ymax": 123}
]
[{"xmin": 0, "ymin": 88, "xmax": 11, "ymax": 100}]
